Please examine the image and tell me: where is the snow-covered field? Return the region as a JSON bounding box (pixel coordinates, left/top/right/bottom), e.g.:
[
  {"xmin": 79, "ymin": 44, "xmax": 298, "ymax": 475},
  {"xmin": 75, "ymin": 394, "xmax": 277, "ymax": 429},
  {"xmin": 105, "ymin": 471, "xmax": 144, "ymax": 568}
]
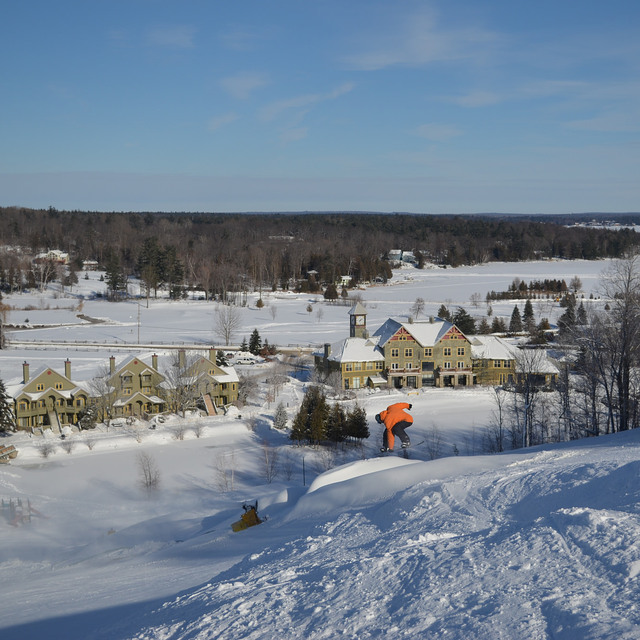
[{"xmin": 3, "ymin": 258, "xmax": 640, "ymax": 639}]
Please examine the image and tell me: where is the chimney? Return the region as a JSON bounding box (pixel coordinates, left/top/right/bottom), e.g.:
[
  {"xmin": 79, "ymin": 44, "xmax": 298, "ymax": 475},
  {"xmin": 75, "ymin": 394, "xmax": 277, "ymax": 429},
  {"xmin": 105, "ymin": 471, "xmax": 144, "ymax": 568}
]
[
  {"xmin": 65, "ymin": 359, "xmax": 71, "ymax": 379},
  {"xmin": 109, "ymin": 356, "xmax": 116, "ymax": 375},
  {"xmin": 152, "ymin": 353, "xmax": 158, "ymax": 370},
  {"xmin": 22, "ymin": 361, "xmax": 29, "ymax": 384},
  {"xmin": 178, "ymin": 349, "xmax": 186, "ymax": 369},
  {"xmin": 209, "ymin": 347, "xmax": 216, "ymax": 363},
  {"xmin": 324, "ymin": 343, "xmax": 331, "ymax": 358},
  {"xmin": 429, "ymin": 316, "xmax": 434, "ymax": 324}
]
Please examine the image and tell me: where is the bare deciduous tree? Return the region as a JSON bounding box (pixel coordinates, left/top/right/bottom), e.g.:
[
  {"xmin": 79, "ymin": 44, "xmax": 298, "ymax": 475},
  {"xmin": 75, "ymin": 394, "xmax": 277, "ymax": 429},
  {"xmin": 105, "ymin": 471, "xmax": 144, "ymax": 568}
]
[
  {"xmin": 137, "ymin": 451, "xmax": 160, "ymax": 493},
  {"xmin": 262, "ymin": 441, "xmax": 279, "ymax": 483},
  {"xmin": 213, "ymin": 451, "xmax": 236, "ymax": 492},
  {"xmin": 214, "ymin": 305, "xmax": 243, "ymax": 345}
]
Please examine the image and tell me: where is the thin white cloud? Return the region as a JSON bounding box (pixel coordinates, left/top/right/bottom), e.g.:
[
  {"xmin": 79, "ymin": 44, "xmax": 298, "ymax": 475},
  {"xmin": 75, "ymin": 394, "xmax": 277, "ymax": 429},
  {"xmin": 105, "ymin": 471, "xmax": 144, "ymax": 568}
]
[
  {"xmin": 220, "ymin": 72, "xmax": 269, "ymax": 100},
  {"xmin": 280, "ymin": 127, "xmax": 308, "ymax": 144},
  {"xmin": 146, "ymin": 26, "xmax": 196, "ymax": 49},
  {"xmin": 344, "ymin": 9, "xmax": 500, "ymax": 70},
  {"xmin": 260, "ymin": 82, "xmax": 354, "ymax": 121},
  {"xmin": 449, "ymin": 90, "xmax": 502, "ymax": 108},
  {"xmin": 415, "ymin": 123, "xmax": 462, "ymax": 141},
  {"xmin": 566, "ymin": 112, "xmax": 640, "ymax": 133},
  {"xmin": 207, "ymin": 112, "xmax": 239, "ymax": 132}
]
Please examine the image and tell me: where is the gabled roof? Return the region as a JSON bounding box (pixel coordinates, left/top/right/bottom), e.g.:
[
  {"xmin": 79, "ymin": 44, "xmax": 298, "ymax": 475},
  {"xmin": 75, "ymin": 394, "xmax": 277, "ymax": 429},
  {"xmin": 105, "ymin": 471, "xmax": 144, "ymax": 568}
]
[
  {"xmin": 373, "ymin": 317, "xmax": 458, "ymax": 348},
  {"xmin": 315, "ymin": 336, "xmax": 385, "ymax": 363},
  {"xmin": 8, "ymin": 365, "xmax": 90, "ymax": 400}
]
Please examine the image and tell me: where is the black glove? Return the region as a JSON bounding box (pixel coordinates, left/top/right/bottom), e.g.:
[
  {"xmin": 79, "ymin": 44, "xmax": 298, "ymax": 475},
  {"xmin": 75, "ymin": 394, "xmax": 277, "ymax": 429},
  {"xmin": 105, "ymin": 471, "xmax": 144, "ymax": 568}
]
[{"xmin": 408, "ymin": 404, "xmax": 412, "ymax": 410}]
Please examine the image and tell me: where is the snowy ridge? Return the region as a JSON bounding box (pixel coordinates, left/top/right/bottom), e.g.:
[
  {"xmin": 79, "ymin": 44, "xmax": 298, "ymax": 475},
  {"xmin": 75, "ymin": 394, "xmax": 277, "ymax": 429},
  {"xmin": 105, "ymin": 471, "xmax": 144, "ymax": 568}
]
[{"xmin": 97, "ymin": 436, "xmax": 640, "ymax": 639}]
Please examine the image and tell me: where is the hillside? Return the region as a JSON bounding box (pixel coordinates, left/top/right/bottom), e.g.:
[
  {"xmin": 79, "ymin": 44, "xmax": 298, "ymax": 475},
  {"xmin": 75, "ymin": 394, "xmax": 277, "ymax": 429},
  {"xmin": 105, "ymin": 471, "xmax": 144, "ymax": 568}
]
[{"xmin": 2, "ymin": 417, "xmax": 640, "ymax": 639}]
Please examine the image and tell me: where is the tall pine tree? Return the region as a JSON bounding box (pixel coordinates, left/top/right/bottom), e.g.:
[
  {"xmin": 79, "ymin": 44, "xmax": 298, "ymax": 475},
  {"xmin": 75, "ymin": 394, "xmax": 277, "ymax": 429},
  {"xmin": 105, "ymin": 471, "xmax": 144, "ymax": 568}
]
[
  {"xmin": 509, "ymin": 305, "xmax": 523, "ymax": 334},
  {"xmin": 0, "ymin": 378, "xmax": 15, "ymax": 432}
]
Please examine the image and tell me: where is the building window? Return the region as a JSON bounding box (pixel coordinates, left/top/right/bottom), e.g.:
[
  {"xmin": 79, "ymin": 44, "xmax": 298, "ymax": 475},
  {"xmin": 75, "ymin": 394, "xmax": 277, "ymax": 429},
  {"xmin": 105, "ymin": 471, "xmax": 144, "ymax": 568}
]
[
  {"xmin": 443, "ymin": 362, "xmax": 452, "ymax": 369},
  {"xmin": 345, "ymin": 363, "xmax": 353, "ymax": 372},
  {"xmin": 55, "ymin": 382, "xmax": 63, "ymax": 390},
  {"xmin": 122, "ymin": 375, "xmax": 133, "ymax": 385},
  {"xmin": 354, "ymin": 362, "xmax": 361, "ymax": 370},
  {"xmin": 123, "ymin": 388, "xmax": 132, "ymax": 396},
  {"xmin": 503, "ymin": 360, "xmax": 511, "ymax": 368},
  {"xmin": 19, "ymin": 402, "xmax": 28, "ymax": 411},
  {"xmin": 457, "ymin": 347, "xmax": 465, "ymax": 356},
  {"xmin": 376, "ymin": 362, "xmax": 384, "ymax": 370},
  {"xmin": 444, "ymin": 347, "xmax": 452, "ymax": 356},
  {"xmin": 391, "ymin": 362, "xmax": 399, "ymax": 370},
  {"xmin": 391, "ymin": 348, "xmax": 399, "ymax": 357},
  {"xmin": 352, "ymin": 377, "xmax": 361, "ymax": 389},
  {"xmin": 36, "ymin": 383, "xmax": 45, "ymax": 391},
  {"xmin": 405, "ymin": 362, "xmax": 413, "ymax": 370},
  {"xmin": 404, "ymin": 348, "xmax": 413, "ymax": 357},
  {"xmin": 424, "ymin": 348, "xmax": 432, "ymax": 357},
  {"xmin": 494, "ymin": 360, "xmax": 501, "ymax": 367},
  {"xmin": 457, "ymin": 361, "xmax": 465, "ymax": 369},
  {"xmin": 142, "ymin": 386, "xmax": 151, "ymax": 394}
]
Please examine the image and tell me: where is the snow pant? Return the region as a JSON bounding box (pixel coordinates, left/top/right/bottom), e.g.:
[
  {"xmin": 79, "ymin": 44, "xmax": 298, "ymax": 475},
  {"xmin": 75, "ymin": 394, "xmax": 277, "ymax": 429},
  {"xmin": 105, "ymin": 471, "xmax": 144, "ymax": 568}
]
[{"xmin": 383, "ymin": 420, "xmax": 411, "ymax": 449}]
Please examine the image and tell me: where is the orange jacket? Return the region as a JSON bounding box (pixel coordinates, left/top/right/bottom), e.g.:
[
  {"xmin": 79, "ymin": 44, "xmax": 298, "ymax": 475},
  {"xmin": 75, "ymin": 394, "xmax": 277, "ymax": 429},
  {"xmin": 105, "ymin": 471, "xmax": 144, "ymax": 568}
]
[{"xmin": 379, "ymin": 402, "xmax": 413, "ymax": 449}]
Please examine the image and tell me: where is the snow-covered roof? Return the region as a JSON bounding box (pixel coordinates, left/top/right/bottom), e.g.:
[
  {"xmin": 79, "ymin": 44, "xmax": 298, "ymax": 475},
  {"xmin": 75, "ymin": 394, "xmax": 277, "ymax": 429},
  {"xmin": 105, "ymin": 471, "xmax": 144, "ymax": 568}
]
[
  {"xmin": 373, "ymin": 318, "xmax": 455, "ymax": 348},
  {"xmin": 469, "ymin": 336, "xmax": 516, "ymax": 361},
  {"xmin": 316, "ymin": 337, "xmax": 385, "ymax": 363},
  {"xmin": 348, "ymin": 301, "xmax": 367, "ymax": 316}
]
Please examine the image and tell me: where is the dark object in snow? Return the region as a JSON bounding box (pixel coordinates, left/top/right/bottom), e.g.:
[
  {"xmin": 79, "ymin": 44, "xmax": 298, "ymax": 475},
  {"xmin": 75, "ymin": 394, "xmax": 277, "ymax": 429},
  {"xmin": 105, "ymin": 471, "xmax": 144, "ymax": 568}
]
[{"xmin": 231, "ymin": 501, "xmax": 263, "ymax": 532}]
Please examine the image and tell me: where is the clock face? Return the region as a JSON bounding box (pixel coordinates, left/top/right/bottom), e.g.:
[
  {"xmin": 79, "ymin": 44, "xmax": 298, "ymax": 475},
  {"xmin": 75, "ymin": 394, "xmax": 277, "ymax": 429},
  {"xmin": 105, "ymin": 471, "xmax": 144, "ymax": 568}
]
[{"xmin": 356, "ymin": 315, "xmax": 365, "ymax": 325}]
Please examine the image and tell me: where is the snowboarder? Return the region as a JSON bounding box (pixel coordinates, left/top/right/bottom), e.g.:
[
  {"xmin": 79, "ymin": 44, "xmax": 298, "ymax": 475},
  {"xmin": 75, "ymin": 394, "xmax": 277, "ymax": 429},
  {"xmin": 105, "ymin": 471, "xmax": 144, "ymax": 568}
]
[{"xmin": 376, "ymin": 402, "xmax": 413, "ymax": 452}]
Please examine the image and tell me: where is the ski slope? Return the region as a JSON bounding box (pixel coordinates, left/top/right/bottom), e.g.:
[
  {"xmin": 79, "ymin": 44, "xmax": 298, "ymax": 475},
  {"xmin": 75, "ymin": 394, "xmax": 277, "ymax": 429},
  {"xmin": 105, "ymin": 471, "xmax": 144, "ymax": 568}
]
[{"xmin": 3, "ymin": 422, "xmax": 640, "ymax": 639}]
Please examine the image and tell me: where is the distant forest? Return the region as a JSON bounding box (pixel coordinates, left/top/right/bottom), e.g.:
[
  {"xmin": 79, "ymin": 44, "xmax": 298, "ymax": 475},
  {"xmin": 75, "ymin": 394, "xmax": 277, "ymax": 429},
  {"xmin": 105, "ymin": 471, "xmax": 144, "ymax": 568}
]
[{"xmin": 1, "ymin": 206, "xmax": 639, "ymax": 299}]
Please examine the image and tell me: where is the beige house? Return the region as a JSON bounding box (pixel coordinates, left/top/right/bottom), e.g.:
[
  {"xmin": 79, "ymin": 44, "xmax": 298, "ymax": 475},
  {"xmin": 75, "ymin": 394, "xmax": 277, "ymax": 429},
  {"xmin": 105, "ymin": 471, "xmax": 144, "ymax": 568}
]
[
  {"xmin": 106, "ymin": 354, "xmax": 166, "ymax": 419},
  {"xmin": 315, "ymin": 307, "xmax": 474, "ymax": 390},
  {"xmin": 373, "ymin": 317, "xmax": 474, "ymax": 388},
  {"xmin": 11, "ymin": 360, "xmax": 90, "ymax": 431},
  {"xmin": 470, "ymin": 335, "xmax": 559, "ymax": 388},
  {"xmin": 470, "ymin": 336, "xmax": 517, "ymax": 386},
  {"xmin": 180, "ymin": 348, "xmax": 239, "ymax": 410}
]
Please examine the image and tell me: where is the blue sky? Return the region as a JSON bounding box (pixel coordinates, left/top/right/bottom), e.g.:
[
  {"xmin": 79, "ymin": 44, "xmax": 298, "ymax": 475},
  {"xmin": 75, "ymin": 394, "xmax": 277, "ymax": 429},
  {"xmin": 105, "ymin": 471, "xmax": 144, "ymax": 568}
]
[{"xmin": 1, "ymin": 0, "xmax": 639, "ymax": 213}]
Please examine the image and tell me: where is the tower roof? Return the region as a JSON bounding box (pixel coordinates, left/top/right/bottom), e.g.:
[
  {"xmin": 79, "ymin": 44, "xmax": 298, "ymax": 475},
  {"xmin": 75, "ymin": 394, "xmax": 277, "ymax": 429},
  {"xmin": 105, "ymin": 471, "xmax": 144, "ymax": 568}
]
[{"xmin": 348, "ymin": 302, "xmax": 367, "ymax": 316}]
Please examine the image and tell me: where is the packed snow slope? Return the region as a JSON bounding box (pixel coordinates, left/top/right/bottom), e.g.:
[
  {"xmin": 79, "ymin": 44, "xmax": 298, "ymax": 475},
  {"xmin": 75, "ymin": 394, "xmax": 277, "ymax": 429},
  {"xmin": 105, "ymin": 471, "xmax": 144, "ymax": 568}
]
[{"xmin": 5, "ymin": 430, "xmax": 640, "ymax": 639}]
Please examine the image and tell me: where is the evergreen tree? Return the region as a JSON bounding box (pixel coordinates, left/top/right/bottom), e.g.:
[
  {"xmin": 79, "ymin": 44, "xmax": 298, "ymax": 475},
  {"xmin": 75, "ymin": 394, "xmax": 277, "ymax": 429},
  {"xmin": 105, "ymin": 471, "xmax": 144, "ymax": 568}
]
[
  {"xmin": 249, "ymin": 328, "xmax": 262, "ymax": 355},
  {"xmin": 289, "ymin": 386, "xmax": 329, "ymax": 445},
  {"xmin": 324, "ymin": 283, "xmax": 339, "ymax": 300},
  {"xmin": 437, "ymin": 304, "xmax": 451, "ymax": 322},
  {"xmin": 273, "ymin": 402, "xmax": 288, "ymax": 430},
  {"xmin": 452, "ymin": 307, "xmax": 475, "ymax": 334},
  {"xmin": 576, "ymin": 300, "xmax": 587, "ymax": 325},
  {"xmin": 523, "ymin": 298, "xmax": 536, "ymax": 334},
  {"xmin": 104, "ymin": 249, "xmax": 127, "ymax": 300},
  {"xmin": 240, "ymin": 336, "xmax": 249, "ymax": 352},
  {"xmin": 0, "ymin": 378, "xmax": 16, "ymax": 432},
  {"xmin": 345, "ymin": 405, "xmax": 369, "ymax": 441},
  {"xmin": 327, "ymin": 403, "xmax": 346, "ymax": 443},
  {"xmin": 77, "ymin": 405, "xmax": 98, "ymax": 430},
  {"xmin": 491, "ymin": 316, "xmax": 507, "ymax": 334},
  {"xmin": 558, "ymin": 298, "xmax": 576, "ymax": 335},
  {"xmin": 216, "ymin": 350, "xmax": 229, "ymax": 366},
  {"xmin": 509, "ymin": 305, "xmax": 523, "ymax": 334},
  {"xmin": 477, "ymin": 317, "xmax": 492, "ymax": 334}
]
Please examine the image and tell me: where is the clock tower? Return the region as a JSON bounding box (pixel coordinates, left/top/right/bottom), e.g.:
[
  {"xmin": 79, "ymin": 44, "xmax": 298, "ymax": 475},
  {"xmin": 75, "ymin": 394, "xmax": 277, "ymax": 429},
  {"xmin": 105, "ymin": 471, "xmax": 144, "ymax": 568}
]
[{"xmin": 348, "ymin": 302, "xmax": 368, "ymax": 338}]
